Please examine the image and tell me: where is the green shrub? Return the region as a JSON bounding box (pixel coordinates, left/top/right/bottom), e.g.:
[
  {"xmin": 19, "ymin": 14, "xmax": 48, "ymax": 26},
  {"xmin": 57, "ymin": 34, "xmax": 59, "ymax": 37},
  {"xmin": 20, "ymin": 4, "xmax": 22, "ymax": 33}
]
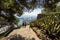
[{"xmin": 30, "ymin": 14, "xmax": 60, "ymax": 37}]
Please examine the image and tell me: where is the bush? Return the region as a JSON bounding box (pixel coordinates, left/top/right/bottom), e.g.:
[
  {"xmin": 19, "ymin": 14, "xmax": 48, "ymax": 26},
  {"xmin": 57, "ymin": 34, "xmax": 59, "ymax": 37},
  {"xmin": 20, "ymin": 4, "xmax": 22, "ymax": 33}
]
[{"xmin": 30, "ymin": 14, "xmax": 60, "ymax": 37}]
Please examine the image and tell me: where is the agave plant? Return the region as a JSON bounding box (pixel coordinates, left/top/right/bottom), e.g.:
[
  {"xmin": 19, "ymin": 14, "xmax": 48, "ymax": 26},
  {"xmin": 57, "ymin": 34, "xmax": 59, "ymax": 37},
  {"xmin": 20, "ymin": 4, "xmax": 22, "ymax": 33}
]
[{"xmin": 30, "ymin": 14, "xmax": 60, "ymax": 37}]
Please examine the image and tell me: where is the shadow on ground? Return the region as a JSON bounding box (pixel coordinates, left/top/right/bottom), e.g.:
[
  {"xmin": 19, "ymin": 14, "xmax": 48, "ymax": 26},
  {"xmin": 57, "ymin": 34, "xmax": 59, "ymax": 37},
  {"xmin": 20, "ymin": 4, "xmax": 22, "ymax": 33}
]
[{"xmin": 7, "ymin": 34, "xmax": 35, "ymax": 40}]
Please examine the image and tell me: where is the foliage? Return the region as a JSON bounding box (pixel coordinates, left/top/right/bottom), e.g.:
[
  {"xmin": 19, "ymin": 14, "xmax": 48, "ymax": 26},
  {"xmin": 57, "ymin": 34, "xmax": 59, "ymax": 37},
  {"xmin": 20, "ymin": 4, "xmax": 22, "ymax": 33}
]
[
  {"xmin": 56, "ymin": 6, "xmax": 60, "ymax": 12},
  {"xmin": 0, "ymin": 0, "xmax": 37, "ymax": 24},
  {"xmin": 44, "ymin": 0, "xmax": 60, "ymax": 12},
  {"xmin": 30, "ymin": 14, "xmax": 60, "ymax": 37},
  {"xmin": 0, "ymin": 0, "xmax": 59, "ymax": 24}
]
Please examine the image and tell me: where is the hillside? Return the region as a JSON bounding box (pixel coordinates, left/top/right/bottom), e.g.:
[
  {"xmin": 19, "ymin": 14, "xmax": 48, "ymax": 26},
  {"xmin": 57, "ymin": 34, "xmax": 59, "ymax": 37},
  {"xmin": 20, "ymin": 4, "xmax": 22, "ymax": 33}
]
[{"xmin": 0, "ymin": 25, "xmax": 41, "ymax": 40}]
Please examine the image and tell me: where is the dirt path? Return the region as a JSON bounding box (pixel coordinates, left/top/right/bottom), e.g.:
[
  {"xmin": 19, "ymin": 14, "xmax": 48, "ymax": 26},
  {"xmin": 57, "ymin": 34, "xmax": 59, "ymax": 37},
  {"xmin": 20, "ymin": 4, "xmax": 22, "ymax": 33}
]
[
  {"xmin": 8, "ymin": 25, "xmax": 41, "ymax": 40},
  {"xmin": 1, "ymin": 25, "xmax": 41, "ymax": 40}
]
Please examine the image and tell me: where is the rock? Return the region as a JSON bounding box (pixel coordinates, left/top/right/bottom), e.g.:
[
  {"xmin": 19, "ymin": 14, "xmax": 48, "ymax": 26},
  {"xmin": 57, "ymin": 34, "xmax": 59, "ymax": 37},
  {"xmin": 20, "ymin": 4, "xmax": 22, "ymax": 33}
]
[
  {"xmin": 5, "ymin": 25, "xmax": 41, "ymax": 40},
  {"xmin": 32, "ymin": 27, "xmax": 52, "ymax": 40}
]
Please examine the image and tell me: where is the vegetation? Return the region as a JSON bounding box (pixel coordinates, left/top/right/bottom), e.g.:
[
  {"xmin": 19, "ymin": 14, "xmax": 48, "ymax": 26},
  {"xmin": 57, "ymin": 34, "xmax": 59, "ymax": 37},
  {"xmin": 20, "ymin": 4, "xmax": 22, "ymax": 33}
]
[
  {"xmin": 30, "ymin": 14, "xmax": 60, "ymax": 39},
  {"xmin": 0, "ymin": 0, "xmax": 60, "ymax": 39},
  {"xmin": 44, "ymin": 0, "xmax": 60, "ymax": 12},
  {"xmin": 0, "ymin": 0, "xmax": 60, "ymax": 23},
  {"xmin": 0, "ymin": 0, "xmax": 37, "ymax": 24},
  {"xmin": 0, "ymin": 0, "xmax": 38, "ymax": 37}
]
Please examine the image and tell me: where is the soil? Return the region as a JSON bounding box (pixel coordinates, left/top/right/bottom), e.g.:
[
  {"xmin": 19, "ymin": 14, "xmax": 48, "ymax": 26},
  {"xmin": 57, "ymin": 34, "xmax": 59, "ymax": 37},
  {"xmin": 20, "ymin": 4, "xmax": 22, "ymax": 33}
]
[{"xmin": 0, "ymin": 25, "xmax": 41, "ymax": 40}]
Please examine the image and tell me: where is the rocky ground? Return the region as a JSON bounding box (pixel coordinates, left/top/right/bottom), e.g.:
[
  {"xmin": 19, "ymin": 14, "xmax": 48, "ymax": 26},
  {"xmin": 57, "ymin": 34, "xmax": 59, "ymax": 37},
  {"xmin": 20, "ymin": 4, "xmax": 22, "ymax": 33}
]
[{"xmin": 0, "ymin": 25, "xmax": 41, "ymax": 40}]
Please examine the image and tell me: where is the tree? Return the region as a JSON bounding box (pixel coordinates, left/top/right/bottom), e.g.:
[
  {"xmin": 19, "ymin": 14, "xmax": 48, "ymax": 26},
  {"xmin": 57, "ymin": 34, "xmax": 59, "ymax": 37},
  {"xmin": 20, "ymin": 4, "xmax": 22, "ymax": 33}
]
[
  {"xmin": 0, "ymin": 0, "xmax": 59, "ymax": 24},
  {"xmin": 44, "ymin": 0, "xmax": 60, "ymax": 12},
  {"xmin": 0, "ymin": 0, "xmax": 37, "ymax": 24},
  {"xmin": 30, "ymin": 14, "xmax": 60, "ymax": 38}
]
